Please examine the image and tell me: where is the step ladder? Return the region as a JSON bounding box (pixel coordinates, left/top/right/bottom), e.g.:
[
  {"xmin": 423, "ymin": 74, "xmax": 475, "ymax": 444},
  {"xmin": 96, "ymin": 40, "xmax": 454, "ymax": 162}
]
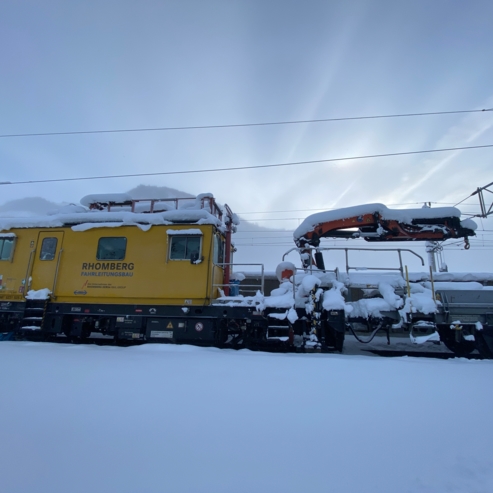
[{"xmin": 20, "ymin": 299, "xmax": 48, "ymax": 332}]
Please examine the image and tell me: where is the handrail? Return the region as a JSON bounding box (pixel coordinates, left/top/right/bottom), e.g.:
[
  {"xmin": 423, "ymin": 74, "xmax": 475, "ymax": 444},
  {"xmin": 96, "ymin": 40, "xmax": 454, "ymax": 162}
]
[
  {"xmin": 283, "ymin": 246, "xmax": 425, "ymax": 275},
  {"xmin": 23, "ymin": 250, "xmax": 35, "ymax": 297},
  {"xmin": 212, "ymin": 262, "xmax": 265, "ymax": 297},
  {"xmin": 52, "ymin": 248, "xmax": 64, "ymax": 299},
  {"xmin": 89, "ymin": 195, "xmax": 225, "ymax": 221}
]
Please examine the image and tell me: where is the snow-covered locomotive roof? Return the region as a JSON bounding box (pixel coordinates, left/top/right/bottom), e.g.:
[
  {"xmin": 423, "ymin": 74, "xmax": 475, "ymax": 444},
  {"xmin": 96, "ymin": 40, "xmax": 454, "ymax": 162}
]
[
  {"xmin": 0, "ymin": 193, "xmax": 238, "ymax": 233},
  {"xmin": 293, "ymin": 203, "xmax": 477, "ymax": 240}
]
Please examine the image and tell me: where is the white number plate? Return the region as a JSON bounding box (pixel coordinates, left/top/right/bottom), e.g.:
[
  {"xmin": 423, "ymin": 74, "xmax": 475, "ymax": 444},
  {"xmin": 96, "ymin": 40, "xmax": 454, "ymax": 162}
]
[{"xmin": 150, "ymin": 330, "xmax": 173, "ymax": 338}]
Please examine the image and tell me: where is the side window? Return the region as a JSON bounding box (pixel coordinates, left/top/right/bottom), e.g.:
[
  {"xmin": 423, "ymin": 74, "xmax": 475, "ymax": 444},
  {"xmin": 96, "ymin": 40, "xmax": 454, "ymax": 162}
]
[
  {"xmin": 40, "ymin": 237, "xmax": 58, "ymax": 261},
  {"xmin": 97, "ymin": 237, "xmax": 127, "ymax": 260},
  {"xmin": 0, "ymin": 238, "xmax": 14, "ymax": 261},
  {"xmin": 169, "ymin": 236, "xmax": 201, "ymax": 260},
  {"xmin": 213, "ymin": 234, "xmax": 224, "ymax": 264}
]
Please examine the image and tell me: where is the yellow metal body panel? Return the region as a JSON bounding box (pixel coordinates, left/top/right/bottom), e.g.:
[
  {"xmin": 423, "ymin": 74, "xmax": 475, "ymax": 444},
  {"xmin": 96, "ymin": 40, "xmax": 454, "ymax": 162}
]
[
  {"xmin": 0, "ymin": 224, "xmax": 225, "ymax": 305},
  {"xmin": 0, "ymin": 230, "xmax": 39, "ymax": 299},
  {"xmin": 31, "ymin": 231, "xmax": 65, "ymax": 292}
]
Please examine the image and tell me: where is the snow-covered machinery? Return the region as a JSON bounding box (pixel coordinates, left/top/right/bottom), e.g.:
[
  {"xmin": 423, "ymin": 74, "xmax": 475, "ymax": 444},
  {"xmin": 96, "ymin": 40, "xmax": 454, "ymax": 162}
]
[
  {"xmin": 1, "ymin": 193, "xmax": 491, "ymax": 358},
  {"xmin": 263, "ymin": 203, "xmax": 493, "ymax": 357},
  {"xmin": 294, "ymin": 203, "xmax": 476, "ymax": 269}
]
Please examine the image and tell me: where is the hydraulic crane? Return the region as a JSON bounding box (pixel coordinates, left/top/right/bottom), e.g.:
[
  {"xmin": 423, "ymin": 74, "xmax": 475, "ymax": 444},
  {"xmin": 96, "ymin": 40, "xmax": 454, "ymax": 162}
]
[{"xmin": 293, "ymin": 203, "xmax": 476, "ymax": 269}]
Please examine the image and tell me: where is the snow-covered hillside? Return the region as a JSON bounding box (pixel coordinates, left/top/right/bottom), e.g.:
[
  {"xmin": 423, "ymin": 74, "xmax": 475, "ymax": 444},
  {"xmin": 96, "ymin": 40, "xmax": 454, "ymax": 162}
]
[{"xmin": 1, "ymin": 341, "xmax": 492, "ymax": 493}]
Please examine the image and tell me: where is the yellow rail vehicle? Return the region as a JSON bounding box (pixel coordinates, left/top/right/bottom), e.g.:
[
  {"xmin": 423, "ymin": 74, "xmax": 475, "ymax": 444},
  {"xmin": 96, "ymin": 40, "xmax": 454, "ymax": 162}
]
[
  {"xmin": 3, "ymin": 193, "xmax": 492, "ymax": 357},
  {"xmin": 1, "ymin": 225, "xmax": 221, "ymax": 304},
  {"xmin": 0, "ymin": 194, "xmax": 266, "ymax": 345}
]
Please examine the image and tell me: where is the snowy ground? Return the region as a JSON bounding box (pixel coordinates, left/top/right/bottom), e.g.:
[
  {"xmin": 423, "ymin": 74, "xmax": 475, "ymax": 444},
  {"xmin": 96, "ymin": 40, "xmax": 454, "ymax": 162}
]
[{"xmin": 1, "ymin": 341, "xmax": 492, "ymax": 493}]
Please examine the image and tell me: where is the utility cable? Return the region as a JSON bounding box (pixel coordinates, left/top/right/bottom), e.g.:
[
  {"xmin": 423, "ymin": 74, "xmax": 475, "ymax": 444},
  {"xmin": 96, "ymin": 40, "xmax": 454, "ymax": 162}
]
[
  {"xmin": 453, "ymin": 182, "xmax": 493, "ymax": 208},
  {"xmin": 0, "ymin": 108, "xmax": 491, "ymax": 139},
  {"xmin": 454, "ymin": 194, "xmax": 474, "ymax": 207},
  {"xmin": 1, "ymin": 143, "xmax": 492, "ymax": 186},
  {"xmin": 237, "ymin": 201, "xmax": 481, "ymax": 215}
]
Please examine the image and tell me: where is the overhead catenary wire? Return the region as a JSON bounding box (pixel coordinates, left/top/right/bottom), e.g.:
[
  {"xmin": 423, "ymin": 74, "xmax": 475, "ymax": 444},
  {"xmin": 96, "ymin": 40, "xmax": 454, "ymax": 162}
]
[
  {"xmin": 233, "ymin": 244, "xmax": 493, "ymax": 251},
  {"xmin": 453, "ymin": 181, "xmax": 493, "ymax": 210},
  {"xmin": 1, "ymin": 108, "xmax": 491, "ymax": 139},
  {"xmin": 236, "ymin": 230, "xmax": 493, "ymax": 236},
  {"xmin": 454, "ymin": 194, "xmax": 475, "ymax": 207},
  {"xmin": 236, "ymin": 202, "xmax": 484, "ymax": 215},
  {"xmin": 1, "ymin": 143, "xmax": 492, "ymax": 186},
  {"xmin": 242, "ymin": 212, "xmax": 488, "ymax": 221}
]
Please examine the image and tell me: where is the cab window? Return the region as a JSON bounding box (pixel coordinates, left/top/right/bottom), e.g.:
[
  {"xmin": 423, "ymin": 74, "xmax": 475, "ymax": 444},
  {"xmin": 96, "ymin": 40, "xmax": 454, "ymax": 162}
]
[
  {"xmin": 0, "ymin": 238, "xmax": 14, "ymax": 261},
  {"xmin": 213, "ymin": 234, "xmax": 224, "ymax": 264},
  {"xmin": 169, "ymin": 236, "xmax": 201, "ymax": 260},
  {"xmin": 97, "ymin": 237, "xmax": 127, "ymax": 260},
  {"xmin": 40, "ymin": 237, "xmax": 58, "ymax": 260}
]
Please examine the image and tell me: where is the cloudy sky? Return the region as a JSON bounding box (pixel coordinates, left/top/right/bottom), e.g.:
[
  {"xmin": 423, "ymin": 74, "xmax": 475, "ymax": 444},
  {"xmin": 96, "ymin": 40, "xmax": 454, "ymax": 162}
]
[{"xmin": 1, "ymin": 0, "xmax": 492, "ymax": 270}]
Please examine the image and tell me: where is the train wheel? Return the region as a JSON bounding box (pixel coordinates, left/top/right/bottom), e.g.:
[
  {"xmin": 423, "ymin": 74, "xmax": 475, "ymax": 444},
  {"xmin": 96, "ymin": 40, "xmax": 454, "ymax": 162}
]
[
  {"xmin": 442, "ymin": 338, "xmax": 476, "ymax": 356},
  {"xmin": 474, "ymin": 332, "xmax": 493, "ymax": 359},
  {"xmin": 439, "ymin": 326, "xmax": 476, "ymax": 356}
]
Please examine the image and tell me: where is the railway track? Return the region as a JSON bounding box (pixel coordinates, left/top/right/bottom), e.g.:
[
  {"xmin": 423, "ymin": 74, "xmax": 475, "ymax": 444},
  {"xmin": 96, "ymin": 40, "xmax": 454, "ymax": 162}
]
[
  {"xmin": 362, "ymin": 348, "xmax": 486, "ymax": 360},
  {"xmin": 10, "ymin": 332, "xmax": 489, "ymax": 360}
]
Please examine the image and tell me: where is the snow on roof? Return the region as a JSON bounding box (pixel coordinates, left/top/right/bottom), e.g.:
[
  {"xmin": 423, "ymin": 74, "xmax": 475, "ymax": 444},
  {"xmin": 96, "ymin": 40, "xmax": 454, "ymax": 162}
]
[
  {"xmin": 0, "ymin": 194, "xmax": 230, "ymax": 232},
  {"xmin": 293, "ymin": 203, "xmax": 469, "ymax": 239},
  {"xmin": 71, "ymin": 221, "xmax": 153, "ymax": 232},
  {"xmin": 80, "ymin": 193, "xmax": 133, "ymax": 207},
  {"xmin": 460, "ymin": 218, "xmax": 478, "ymax": 231},
  {"xmin": 339, "ymin": 271, "xmax": 406, "ymax": 288},
  {"xmin": 166, "ymin": 228, "xmax": 203, "ymax": 235},
  {"xmin": 408, "ymin": 271, "xmax": 493, "ymax": 283}
]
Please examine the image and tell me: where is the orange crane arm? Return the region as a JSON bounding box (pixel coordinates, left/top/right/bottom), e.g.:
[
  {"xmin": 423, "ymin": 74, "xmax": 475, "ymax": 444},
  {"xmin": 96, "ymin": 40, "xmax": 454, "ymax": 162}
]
[{"xmin": 295, "ymin": 211, "xmax": 475, "ymax": 247}]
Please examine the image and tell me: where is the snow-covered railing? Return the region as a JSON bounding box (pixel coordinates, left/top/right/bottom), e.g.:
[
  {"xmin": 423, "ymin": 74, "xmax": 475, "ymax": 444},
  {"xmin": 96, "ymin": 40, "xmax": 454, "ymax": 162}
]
[
  {"xmin": 0, "ymin": 193, "xmax": 238, "ymax": 233},
  {"xmin": 283, "ymin": 246, "xmax": 425, "ymax": 276},
  {"xmin": 82, "ymin": 193, "xmax": 225, "ymax": 221},
  {"xmin": 212, "ymin": 263, "xmax": 265, "ymax": 297}
]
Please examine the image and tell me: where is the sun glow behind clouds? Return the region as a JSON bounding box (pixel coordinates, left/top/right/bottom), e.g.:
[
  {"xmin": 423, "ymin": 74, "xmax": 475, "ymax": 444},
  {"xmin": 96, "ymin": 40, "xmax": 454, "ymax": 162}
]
[
  {"xmin": 1, "ymin": 1, "xmax": 493, "ymax": 270},
  {"xmin": 382, "ymin": 103, "xmax": 493, "ymax": 205}
]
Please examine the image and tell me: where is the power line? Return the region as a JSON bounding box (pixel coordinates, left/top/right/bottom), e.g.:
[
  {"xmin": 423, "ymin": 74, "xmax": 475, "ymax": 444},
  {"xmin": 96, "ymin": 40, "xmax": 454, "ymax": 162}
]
[
  {"xmin": 237, "ymin": 202, "xmax": 483, "ymax": 215},
  {"xmin": 454, "ymin": 195, "xmax": 474, "ymax": 207},
  {"xmin": 241, "ymin": 218, "xmax": 303, "ymax": 222},
  {"xmin": 453, "ymin": 181, "xmax": 493, "ymax": 210},
  {"xmin": 234, "ymin": 243, "xmax": 493, "ymax": 251},
  {"xmin": 2, "ymin": 143, "xmax": 492, "ymax": 186},
  {"xmin": 0, "ymin": 108, "xmax": 491, "ymax": 139},
  {"xmin": 237, "ymin": 230, "xmax": 493, "ymax": 238}
]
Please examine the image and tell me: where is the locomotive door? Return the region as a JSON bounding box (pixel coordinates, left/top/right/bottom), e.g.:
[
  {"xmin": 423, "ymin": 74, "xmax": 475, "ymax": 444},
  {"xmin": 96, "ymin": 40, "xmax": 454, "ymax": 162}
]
[{"xmin": 30, "ymin": 231, "xmax": 65, "ymax": 294}]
